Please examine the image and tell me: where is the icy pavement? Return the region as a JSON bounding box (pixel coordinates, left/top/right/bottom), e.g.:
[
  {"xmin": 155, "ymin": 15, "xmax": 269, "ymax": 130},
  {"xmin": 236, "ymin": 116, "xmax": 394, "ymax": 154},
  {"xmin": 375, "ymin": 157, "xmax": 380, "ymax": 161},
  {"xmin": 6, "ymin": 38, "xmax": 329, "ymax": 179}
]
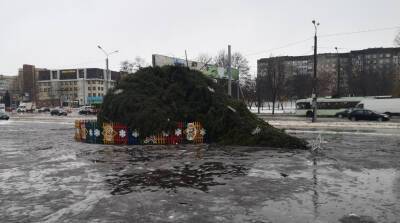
[{"xmin": 0, "ymin": 119, "xmax": 400, "ymax": 222}]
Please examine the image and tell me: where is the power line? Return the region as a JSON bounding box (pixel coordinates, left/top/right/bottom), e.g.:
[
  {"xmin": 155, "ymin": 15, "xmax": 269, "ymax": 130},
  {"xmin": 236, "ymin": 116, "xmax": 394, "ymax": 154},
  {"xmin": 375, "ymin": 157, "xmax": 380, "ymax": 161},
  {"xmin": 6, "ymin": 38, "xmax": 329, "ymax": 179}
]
[
  {"xmin": 244, "ymin": 37, "xmax": 313, "ymax": 57},
  {"xmin": 319, "ymin": 25, "xmax": 400, "ymax": 38},
  {"xmin": 244, "ymin": 25, "xmax": 400, "ymax": 58}
]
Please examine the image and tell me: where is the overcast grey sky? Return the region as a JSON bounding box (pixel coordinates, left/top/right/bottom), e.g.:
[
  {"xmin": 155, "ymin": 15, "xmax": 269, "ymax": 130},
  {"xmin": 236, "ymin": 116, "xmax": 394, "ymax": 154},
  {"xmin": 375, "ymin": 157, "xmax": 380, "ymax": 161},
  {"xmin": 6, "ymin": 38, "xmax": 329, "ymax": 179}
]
[{"xmin": 1, "ymin": 0, "xmax": 399, "ymax": 75}]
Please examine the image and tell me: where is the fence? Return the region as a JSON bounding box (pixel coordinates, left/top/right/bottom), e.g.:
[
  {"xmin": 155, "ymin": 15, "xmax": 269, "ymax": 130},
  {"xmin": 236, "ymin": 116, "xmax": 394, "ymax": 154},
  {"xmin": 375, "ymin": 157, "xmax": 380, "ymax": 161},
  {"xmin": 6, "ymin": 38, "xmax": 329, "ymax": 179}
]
[{"xmin": 74, "ymin": 120, "xmax": 207, "ymax": 145}]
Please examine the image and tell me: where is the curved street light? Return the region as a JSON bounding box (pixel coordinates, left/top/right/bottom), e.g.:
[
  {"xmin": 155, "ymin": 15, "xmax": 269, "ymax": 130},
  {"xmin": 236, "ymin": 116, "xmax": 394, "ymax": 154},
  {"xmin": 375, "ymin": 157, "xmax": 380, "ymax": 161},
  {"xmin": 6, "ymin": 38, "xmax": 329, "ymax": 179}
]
[{"xmin": 97, "ymin": 45, "xmax": 119, "ymax": 92}]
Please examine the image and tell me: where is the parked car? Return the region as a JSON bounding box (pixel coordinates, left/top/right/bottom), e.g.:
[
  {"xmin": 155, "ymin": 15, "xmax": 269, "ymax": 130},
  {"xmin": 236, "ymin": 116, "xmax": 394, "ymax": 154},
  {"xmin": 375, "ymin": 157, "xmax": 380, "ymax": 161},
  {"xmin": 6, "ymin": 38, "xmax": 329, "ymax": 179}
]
[
  {"xmin": 50, "ymin": 108, "xmax": 67, "ymax": 116},
  {"xmin": 78, "ymin": 106, "xmax": 96, "ymax": 115},
  {"xmin": 0, "ymin": 111, "xmax": 9, "ymax": 120},
  {"xmin": 348, "ymin": 109, "xmax": 390, "ymax": 122},
  {"xmin": 335, "ymin": 108, "xmax": 355, "ymax": 118},
  {"xmin": 38, "ymin": 107, "xmax": 50, "ymax": 113}
]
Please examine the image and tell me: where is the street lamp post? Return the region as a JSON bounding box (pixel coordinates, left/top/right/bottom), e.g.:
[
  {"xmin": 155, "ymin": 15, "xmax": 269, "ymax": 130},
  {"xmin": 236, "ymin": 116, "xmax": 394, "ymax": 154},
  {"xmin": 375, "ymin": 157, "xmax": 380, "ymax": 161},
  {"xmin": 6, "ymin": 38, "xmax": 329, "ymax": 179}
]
[
  {"xmin": 97, "ymin": 45, "xmax": 119, "ymax": 93},
  {"xmin": 335, "ymin": 47, "xmax": 341, "ymax": 97},
  {"xmin": 312, "ymin": 20, "xmax": 320, "ymax": 123}
]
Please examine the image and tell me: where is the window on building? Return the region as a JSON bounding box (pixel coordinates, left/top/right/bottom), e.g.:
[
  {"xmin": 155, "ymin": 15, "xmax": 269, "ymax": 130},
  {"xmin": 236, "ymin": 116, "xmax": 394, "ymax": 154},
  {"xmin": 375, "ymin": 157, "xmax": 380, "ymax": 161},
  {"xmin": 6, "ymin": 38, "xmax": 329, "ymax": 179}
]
[
  {"xmin": 86, "ymin": 68, "xmax": 104, "ymax": 79},
  {"xmin": 52, "ymin": 71, "xmax": 58, "ymax": 79},
  {"xmin": 88, "ymin": 93, "xmax": 92, "ymax": 97},
  {"xmin": 78, "ymin": 69, "xmax": 84, "ymax": 78},
  {"xmin": 88, "ymin": 87, "xmax": 91, "ymax": 90},
  {"xmin": 38, "ymin": 70, "xmax": 51, "ymax": 81},
  {"xmin": 98, "ymin": 87, "xmax": 101, "ymax": 90}
]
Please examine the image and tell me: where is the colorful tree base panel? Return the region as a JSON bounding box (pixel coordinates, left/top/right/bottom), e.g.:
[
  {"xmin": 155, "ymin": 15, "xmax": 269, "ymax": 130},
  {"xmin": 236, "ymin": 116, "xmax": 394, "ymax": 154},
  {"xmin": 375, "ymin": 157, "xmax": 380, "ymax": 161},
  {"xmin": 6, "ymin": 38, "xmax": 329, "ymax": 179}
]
[{"xmin": 74, "ymin": 120, "xmax": 207, "ymax": 145}]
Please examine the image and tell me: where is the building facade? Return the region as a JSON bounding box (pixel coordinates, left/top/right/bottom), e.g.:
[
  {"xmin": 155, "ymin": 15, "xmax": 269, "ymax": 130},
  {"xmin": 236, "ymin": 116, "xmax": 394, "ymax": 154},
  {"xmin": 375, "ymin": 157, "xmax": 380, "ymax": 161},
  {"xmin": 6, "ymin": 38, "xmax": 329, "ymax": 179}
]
[
  {"xmin": 257, "ymin": 47, "xmax": 400, "ymax": 98},
  {"xmin": 36, "ymin": 68, "xmax": 121, "ymax": 107},
  {"xmin": 17, "ymin": 64, "xmax": 38, "ymax": 102},
  {"xmin": 0, "ymin": 74, "xmax": 19, "ymax": 107}
]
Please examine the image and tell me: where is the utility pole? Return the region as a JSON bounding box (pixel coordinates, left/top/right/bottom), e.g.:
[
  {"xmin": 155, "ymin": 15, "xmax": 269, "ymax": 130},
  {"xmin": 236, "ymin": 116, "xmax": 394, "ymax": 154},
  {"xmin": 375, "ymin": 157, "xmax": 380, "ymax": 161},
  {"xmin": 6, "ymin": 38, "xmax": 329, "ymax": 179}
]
[
  {"xmin": 335, "ymin": 47, "xmax": 341, "ymax": 97},
  {"xmin": 185, "ymin": 50, "xmax": 189, "ymax": 68},
  {"xmin": 312, "ymin": 20, "xmax": 319, "ymax": 123},
  {"xmin": 228, "ymin": 45, "xmax": 232, "ymax": 96},
  {"xmin": 106, "ymin": 57, "xmax": 109, "ymax": 91},
  {"xmin": 237, "ymin": 65, "xmax": 240, "ymax": 100},
  {"xmin": 257, "ymin": 77, "xmax": 261, "ymax": 114}
]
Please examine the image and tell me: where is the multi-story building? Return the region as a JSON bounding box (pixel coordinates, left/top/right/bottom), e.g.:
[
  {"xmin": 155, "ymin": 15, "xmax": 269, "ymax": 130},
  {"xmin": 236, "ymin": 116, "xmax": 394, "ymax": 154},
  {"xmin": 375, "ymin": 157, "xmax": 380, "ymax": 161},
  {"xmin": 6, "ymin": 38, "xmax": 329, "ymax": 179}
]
[
  {"xmin": 257, "ymin": 47, "xmax": 400, "ymax": 97},
  {"xmin": 0, "ymin": 74, "xmax": 19, "ymax": 106},
  {"xmin": 36, "ymin": 68, "xmax": 121, "ymax": 107},
  {"xmin": 0, "ymin": 75, "xmax": 17, "ymax": 93},
  {"xmin": 349, "ymin": 48, "xmax": 400, "ymax": 96},
  {"xmin": 17, "ymin": 64, "xmax": 38, "ymax": 102}
]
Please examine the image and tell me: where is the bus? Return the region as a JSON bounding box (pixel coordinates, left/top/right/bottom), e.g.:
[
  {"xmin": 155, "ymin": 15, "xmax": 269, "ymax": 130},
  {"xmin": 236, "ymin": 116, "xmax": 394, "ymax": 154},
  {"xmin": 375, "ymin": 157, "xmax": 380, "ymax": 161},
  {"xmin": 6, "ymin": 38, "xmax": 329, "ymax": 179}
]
[{"xmin": 295, "ymin": 97, "xmax": 365, "ymax": 117}]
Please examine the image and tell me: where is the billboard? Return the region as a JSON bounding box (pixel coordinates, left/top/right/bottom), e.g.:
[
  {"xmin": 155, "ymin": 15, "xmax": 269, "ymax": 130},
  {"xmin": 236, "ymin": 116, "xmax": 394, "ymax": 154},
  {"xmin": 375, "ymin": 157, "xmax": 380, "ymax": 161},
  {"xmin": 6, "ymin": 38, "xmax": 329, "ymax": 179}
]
[{"xmin": 152, "ymin": 54, "xmax": 239, "ymax": 80}]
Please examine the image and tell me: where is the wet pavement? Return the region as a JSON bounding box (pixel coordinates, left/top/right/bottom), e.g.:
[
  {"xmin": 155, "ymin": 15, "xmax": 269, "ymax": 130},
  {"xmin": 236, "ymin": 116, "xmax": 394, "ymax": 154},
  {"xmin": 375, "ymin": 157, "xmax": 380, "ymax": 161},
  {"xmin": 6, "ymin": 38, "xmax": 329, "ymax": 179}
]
[{"xmin": 1, "ymin": 118, "xmax": 400, "ymax": 222}]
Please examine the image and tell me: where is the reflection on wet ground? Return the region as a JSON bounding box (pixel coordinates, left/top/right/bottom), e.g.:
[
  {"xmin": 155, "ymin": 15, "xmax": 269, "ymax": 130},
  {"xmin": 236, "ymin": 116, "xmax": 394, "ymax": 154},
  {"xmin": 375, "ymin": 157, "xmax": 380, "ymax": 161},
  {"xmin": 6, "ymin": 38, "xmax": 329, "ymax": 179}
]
[
  {"xmin": 0, "ymin": 120, "xmax": 400, "ymax": 222},
  {"xmin": 107, "ymin": 162, "xmax": 247, "ymax": 194}
]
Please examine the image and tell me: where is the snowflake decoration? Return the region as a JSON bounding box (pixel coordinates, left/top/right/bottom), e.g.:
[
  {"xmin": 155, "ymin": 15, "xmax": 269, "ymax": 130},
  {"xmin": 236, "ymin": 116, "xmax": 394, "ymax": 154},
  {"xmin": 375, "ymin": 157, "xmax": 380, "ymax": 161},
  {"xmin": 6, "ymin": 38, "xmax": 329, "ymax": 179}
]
[
  {"xmin": 200, "ymin": 128, "xmax": 206, "ymax": 136},
  {"xmin": 162, "ymin": 131, "xmax": 169, "ymax": 137},
  {"xmin": 131, "ymin": 130, "xmax": 139, "ymax": 138},
  {"xmin": 119, "ymin": 129, "xmax": 126, "ymax": 138},
  {"xmin": 175, "ymin": 128, "xmax": 182, "ymax": 136},
  {"xmin": 251, "ymin": 126, "xmax": 261, "ymax": 135},
  {"xmin": 89, "ymin": 129, "xmax": 93, "ymax": 136},
  {"xmin": 94, "ymin": 129, "xmax": 100, "ymax": 137}
]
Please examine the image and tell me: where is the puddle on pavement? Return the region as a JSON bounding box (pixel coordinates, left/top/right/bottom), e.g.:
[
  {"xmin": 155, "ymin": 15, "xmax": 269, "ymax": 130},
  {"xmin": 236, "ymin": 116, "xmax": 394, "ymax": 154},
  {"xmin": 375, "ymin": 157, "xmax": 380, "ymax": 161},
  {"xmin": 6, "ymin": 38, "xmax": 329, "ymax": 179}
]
[
  {"xmin": 106, "ymin": 162, "xmax": 248, "ymax": 195},
  {"xmin": 248, "ymin": 155, "xmax": 400, "ymax": 222}
]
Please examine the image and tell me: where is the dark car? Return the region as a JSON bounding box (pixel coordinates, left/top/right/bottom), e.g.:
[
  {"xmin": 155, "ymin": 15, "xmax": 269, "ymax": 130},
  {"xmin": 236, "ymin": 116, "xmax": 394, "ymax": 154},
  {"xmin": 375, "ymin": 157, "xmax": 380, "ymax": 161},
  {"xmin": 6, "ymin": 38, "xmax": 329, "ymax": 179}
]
[
  {"xmin": 348, "ymin": 109, "xmax": 389, "ymax": 122},
  {"xmin": 0, "ymin": 112, "xmax": 9, "ymax": 120},
  {"xmin": 38, "ymin": 107, "xmax": 50, "ymax": 113},
  {"xmin": 335, "ymin": 108, "xmax": 356, "ymax": 118},
  {"xmin": 50, "ymin": 108, "xmax": 67, "ymax": 116}
]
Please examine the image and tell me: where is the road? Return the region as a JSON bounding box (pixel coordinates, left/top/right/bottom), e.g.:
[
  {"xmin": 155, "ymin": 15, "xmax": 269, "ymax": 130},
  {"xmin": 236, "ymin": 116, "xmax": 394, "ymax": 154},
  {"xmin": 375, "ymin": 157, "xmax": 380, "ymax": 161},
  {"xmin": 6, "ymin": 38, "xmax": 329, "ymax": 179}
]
[{"xmin": 0, "ymin": 114, "xmax": 399, "ymax": 222}]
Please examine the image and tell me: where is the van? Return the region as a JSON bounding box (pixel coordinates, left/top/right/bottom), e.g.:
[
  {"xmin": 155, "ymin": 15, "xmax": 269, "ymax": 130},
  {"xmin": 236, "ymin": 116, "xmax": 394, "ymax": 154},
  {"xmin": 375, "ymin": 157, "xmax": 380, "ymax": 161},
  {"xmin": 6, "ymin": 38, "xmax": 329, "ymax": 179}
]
[{"xmin": 356, "ymin": 98, "xmax": 400, "ymax": 116}]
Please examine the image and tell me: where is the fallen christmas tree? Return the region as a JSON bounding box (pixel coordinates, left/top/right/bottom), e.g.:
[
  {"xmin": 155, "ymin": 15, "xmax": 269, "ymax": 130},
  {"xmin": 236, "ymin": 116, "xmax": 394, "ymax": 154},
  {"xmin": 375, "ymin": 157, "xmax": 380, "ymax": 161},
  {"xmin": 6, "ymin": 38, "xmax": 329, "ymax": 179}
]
[{"xmin": 98, "ymin": 66, "xmax": 308, "ymax": 149}]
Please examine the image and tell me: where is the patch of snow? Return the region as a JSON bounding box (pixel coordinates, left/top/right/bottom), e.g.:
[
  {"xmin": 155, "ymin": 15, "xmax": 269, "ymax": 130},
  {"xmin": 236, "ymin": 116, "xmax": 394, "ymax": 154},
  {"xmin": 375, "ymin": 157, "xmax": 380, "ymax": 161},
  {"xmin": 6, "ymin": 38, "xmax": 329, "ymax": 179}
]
[{"xmin": 227, "ymin": 106, "xmax": 236, "ymax": 113}]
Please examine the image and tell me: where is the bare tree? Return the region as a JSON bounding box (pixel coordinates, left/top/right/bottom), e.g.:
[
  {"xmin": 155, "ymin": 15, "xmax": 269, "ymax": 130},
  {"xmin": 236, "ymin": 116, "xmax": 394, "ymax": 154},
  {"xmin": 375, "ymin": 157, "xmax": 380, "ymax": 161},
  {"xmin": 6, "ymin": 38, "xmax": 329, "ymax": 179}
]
[
  {"xmin": 213, "ymin": 50, "xmax": 250, "ymax": 77},
  {"xmin": 196, "ymin": 53, "xmax": 213, "ymax": 65},
  {"xmin": 120, "ymin": 60, "xmax": 134, "ymax": 73},
  {"xmin": 120, "ymin": 57, "xmax": 148, "ymax": 74},
  {"xmin": 395, "ymin": 31, "xmax": 400, "ymax": 46},
  {"xmin": 213, "ymin": 50, "xmax": 251, "ymax": 99},
  {"xmin": 241, "ymin": 76, "xmax": 257, "ymax": 109},
  {"xmin": 264, "ymin": 57, "xmax": 286, "ymax": 114}
]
